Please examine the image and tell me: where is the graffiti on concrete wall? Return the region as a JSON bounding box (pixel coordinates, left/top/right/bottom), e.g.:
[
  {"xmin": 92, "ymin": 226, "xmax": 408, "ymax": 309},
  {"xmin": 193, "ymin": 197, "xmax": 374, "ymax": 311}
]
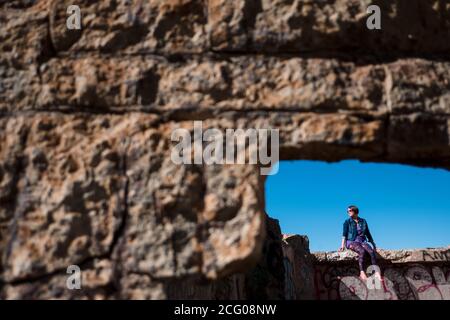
[
  {"xmin": 314, "ymin": 264, "xmax": 450, "ymax": 300},
  {"xmin": 422, "ymin": 250, "xmax": 450, "ymax": 262}
]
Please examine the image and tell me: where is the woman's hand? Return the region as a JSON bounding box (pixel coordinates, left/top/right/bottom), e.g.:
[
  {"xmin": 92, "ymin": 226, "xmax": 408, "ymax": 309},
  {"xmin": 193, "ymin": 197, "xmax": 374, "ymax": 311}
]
[{"xmin": 339, "ymin": 237, "xmax": 346, "ymax": 252}]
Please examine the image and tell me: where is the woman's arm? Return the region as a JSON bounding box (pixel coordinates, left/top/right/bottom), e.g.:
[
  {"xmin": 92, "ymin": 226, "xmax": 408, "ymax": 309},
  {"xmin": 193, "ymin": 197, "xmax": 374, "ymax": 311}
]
[
  {"xmin": 339, "ymin": 237, "xmax": 346, "ymax": 251},
  {"xmin": 366, "ymin": 223, "xmax": 376, "ymax": 249},
  {"xmin": 339, "ymin": 221, "xmax": 348, "ymax": 251}
]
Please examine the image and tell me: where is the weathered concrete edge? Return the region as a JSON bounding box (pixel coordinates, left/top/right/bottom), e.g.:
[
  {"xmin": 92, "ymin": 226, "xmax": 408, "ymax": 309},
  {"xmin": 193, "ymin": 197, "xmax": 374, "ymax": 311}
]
[{"xmin": 312, "ymin": 247, "xmax": 450, "ymax": 264}]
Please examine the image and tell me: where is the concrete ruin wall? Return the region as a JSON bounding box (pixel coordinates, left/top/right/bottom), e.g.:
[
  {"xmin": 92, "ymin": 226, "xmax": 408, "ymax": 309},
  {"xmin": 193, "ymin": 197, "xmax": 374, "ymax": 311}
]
[
  {"xmin": 312, "ymin": 247, "xmax": 450, "ymax": 300},
  {"xmin": 282, "ymin": 235, "xmax": 450, "ymax": 300},
  {"xmin": 1, "ymin": 1, "xmax": 450, "ymax": 299}
]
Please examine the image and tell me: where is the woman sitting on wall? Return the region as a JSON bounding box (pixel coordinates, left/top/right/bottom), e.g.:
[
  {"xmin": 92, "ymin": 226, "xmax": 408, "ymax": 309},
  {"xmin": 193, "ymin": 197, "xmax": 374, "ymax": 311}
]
[{"xmin": 339, "ymin": 205, "xmax": 380, "ymax": 280}]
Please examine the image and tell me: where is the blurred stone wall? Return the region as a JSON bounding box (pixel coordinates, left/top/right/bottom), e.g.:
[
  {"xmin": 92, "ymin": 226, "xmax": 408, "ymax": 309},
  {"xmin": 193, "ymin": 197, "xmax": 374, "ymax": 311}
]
[{"xmin": 0, "ymin": 0, "xmax": 449, "ymax": 299}]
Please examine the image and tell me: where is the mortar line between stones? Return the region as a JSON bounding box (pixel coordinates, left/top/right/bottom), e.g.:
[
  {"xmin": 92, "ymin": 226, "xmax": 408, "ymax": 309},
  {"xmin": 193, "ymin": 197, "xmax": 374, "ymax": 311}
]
[
  {"xmin": 2, "ymin": 109, "xmax": 450, "ymax": 121},
  {"xmin": 48, "ymin": 50, "xmax": 450, "ymax": 64}
]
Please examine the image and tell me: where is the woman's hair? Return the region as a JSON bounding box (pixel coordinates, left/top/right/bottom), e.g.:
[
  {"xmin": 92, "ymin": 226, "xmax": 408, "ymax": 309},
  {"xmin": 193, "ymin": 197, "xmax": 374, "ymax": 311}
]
[{"xmin": 348, "ymin": 205, "xmax": 359, "ymax": 214}]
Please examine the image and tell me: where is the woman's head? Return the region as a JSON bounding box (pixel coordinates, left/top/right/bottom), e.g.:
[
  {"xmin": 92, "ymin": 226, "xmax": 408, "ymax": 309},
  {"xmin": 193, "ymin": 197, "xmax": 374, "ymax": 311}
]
[{"xmin": 347, "ymin": 205, "xmax": 359, "ymax": 218}]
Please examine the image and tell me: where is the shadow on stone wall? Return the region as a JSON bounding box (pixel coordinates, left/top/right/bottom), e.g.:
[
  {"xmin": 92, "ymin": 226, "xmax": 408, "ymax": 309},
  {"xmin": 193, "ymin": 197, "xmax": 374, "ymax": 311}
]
[
  {"xmin": 210, "ymin": 0, "xmax": 450, "ymax": 57},
  {"xmin": 164, "ymin": 214, "xmax": 286, "ymax": 299}
]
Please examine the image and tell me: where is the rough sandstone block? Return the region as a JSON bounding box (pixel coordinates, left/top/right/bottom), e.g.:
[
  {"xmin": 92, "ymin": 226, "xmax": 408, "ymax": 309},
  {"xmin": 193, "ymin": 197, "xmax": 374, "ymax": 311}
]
[
  {"xmin": 209, "ymin": 0, "xmax": 450, "ymax": 54},
  {"xmin": 0, "ymin": 2, "xmax": 50, "ymax": 67},
  {"xmin": 0, "ymin": 114, "xmax": 129, "ymax": 283},
  {"xmin": 25, "ymin": 56, "xmax": 449, "ymax": 116},
  {"xmin": 49, "ymin": 0, "xmax": 208, "ymax": 54},
  {"xmin": 0, "ymin": 56, "xmax": 445, "ymax": 116}
]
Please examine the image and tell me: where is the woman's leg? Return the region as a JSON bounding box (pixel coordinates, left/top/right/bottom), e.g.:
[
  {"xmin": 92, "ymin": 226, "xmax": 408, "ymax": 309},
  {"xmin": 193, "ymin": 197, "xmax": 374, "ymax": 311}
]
[
  {"xmin": 361, "ymin": 243, "xmax": 377, "ymax": 267},
  {"xmin": 360, "ymin": 243, "xmax": 381, "ymax": 280},
  {"xmin": 347, "ymin": 242, "xmax": 367, "ymax": 273}
]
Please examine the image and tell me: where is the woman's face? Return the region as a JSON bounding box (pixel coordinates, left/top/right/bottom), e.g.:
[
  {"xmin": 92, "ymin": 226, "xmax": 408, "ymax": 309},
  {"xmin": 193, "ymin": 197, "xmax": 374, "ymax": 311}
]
[{"xmin": 347, "ymin": 208, "xmax": 357, "ymax": 218}]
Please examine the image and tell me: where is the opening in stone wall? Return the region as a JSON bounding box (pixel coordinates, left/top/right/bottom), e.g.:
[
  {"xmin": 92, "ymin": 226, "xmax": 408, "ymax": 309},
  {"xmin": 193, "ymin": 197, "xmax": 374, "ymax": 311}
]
[
  {"xmin": 264, "ymin": 160, "xmax": 450, "ymax": 300},
  {"xmin": 266, "ymin": 160, "xmax": 450, "ymax": 252}
]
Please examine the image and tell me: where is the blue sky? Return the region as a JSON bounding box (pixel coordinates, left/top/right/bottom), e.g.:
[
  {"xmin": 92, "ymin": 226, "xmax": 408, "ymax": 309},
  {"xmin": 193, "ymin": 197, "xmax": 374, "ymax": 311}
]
[{"xmin": 265, "ymin": 160, "xmax": 450, "ymax": 252}]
